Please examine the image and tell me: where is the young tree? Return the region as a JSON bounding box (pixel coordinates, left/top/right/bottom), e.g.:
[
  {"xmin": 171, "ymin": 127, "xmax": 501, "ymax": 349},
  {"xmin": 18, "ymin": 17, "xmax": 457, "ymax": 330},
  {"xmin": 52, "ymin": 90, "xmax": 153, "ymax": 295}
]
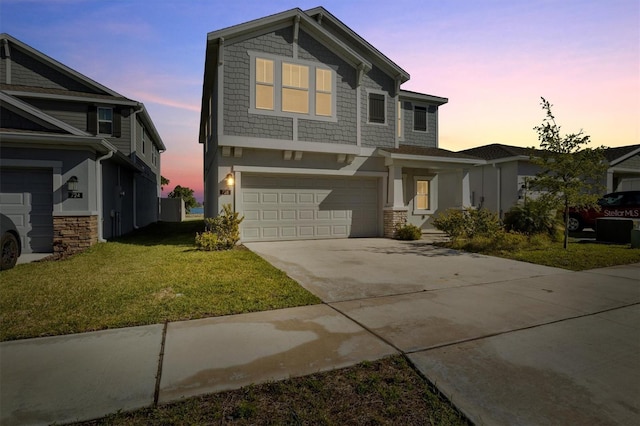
[
  {"xmin": 168, "ymin": 185, "xmax": 198, "ymax": 213},
  {"xmin": 160, "ymin": 176, "xmax": 170, "ymax": 191},
  {"xmin": 530, "ymin": 98, "xmax": 607, "ymax": 249}
]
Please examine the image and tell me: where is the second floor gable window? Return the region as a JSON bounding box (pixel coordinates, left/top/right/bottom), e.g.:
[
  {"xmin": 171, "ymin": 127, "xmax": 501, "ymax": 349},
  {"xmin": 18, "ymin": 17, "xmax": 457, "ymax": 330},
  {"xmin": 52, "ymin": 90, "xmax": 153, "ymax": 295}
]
[
  {"xmin": 414, "ymin": 105, "xmax": 427, "ymax": 132},
  {"xmin": 98, "ymin": 107, "xmax": 113, "ymax": 135},
  {"xmin": 368, "ymin": 93, "xmax": 385, "ymax": 124},
  {"xmin": 250, "ymin": 53, "xmax": 336, "ymax": 121}
]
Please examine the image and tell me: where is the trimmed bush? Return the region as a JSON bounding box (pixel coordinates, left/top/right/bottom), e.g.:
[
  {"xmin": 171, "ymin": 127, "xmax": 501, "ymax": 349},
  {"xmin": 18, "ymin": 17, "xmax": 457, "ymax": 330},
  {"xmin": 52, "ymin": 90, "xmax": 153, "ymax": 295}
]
[
  {"xmin": 195, "ymin": 204, "xmax": 244, "ymax": 251},
  {"xmin": 395, "ymin": 222, "xmax": 423, "ymax": 240},
  {"xmin": 432, "ymin": 207, "xmax": 502, "ymax": 240}
]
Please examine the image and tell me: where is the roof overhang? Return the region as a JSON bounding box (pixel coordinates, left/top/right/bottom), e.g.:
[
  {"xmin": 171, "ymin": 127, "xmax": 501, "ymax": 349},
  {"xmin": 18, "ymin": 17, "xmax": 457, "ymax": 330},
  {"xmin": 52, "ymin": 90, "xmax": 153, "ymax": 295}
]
[
  {"xmin": 378, "ymin": 148, "xmax": 484, "ymax": 166},
  {"xmin": 609, "ymin": 146, "xmax": 640, "ymax": 167},
  {"xmin": 399, "ymin": 90, "xmax": 448, "ymax": 106},
  {"xmin": 0, "ymin": 131, "xmax": 117, "ymax": 154}
]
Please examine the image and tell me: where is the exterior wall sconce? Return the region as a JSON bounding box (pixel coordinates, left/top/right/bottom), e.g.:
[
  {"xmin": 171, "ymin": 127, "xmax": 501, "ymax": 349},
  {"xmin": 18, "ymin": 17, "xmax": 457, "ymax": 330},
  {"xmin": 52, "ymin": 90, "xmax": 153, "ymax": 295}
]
[
  {"xmin": 225, "ymin": 172, "xmax": 235, "ymax": 186},
  {"xmin": 66, "ymin": 176, "xmax": 82, "ymax": 198}
]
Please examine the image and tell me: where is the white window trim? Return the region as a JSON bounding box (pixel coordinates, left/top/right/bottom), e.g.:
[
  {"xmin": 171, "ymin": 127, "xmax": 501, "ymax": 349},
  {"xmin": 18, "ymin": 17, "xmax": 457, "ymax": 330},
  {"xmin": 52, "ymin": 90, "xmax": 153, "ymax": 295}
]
[
  {"xmin": 248, "ymin": 51, "xmax": 337, "ymax": 122},
  {"xmin": 412, "ymin": 103, "xmax": 428, "ymax": 133},
  {"xmin": 97, "ymin": 106, "xmax": 113, "ymax": 136},
  {"xmin": 366, "ymin": 89, "xmax": 387, "ymax": 125},
  {"xmin": 413, "ymin": 175, "xmax": 438, "ymax": 215}
]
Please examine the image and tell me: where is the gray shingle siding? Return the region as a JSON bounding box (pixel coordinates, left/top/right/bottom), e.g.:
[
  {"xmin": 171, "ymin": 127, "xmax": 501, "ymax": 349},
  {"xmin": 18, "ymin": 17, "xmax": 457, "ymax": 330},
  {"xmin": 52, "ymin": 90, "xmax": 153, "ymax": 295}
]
[
  {"xmin": 401, "ymin": 102, "xmax": 438, "ymax": 148},
  {"xmin": 0, "ymin": 106, "xmax": 60, "ymax": 132},
  {"xmin": 297, "ymin": 30, "xmax": 357, "ymax": 145},
  {"xmin": 10, "ymin": 47, "xmax": 98, "ymax": 93},
  {"xmin": 26, "ymin": 98, "xmax": 89, "ymax": 131},
  {"xmin": 361, "ymin": 65, "xmax": 395, "ymax": 148},
  {"xmin": 616, "ymin": 155, "xmax": 640, "ymax": 170},
  {"xmin": 223, "ymin": 29, "xmax": 293, "ymax": 140}
]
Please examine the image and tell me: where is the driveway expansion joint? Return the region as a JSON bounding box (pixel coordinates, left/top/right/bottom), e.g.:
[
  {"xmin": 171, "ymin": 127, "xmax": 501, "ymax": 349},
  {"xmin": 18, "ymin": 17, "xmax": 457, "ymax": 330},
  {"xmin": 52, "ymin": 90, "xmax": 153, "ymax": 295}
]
[{"xmin": 153, "ymin": 321, "xmax": 168, "ymax": 406}]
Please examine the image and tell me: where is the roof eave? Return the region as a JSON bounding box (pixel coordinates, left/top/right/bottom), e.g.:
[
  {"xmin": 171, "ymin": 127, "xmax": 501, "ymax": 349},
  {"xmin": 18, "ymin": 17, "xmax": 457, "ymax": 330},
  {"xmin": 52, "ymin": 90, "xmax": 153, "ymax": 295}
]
[{"xmin": 378, "ymin": 149, "xmax": 484, "ymax": 165}]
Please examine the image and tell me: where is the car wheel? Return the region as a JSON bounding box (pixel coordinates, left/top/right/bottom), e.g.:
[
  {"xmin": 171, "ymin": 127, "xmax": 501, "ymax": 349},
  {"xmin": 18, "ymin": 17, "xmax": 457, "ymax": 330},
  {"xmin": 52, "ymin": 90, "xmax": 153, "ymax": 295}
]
[
  {"xmin": 1, "ymin": 232, "xmax": 19, "ymax": 270},
  {"xmin": 567, "ymin": 215, "xmax": 583, "ymax": 232}
]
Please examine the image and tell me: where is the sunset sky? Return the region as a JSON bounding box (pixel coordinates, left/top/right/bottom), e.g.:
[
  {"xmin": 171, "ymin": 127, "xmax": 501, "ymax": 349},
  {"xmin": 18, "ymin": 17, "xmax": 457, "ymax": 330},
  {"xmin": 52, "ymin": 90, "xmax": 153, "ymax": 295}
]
[{"xmin": 2, "ymin": 0, "xmax": 638, "ymax": 202}]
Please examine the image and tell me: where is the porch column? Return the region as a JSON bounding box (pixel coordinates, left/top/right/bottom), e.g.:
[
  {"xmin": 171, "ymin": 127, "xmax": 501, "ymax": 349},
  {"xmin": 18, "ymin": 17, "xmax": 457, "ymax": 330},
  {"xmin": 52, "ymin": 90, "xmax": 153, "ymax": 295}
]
[
  {"xmin": 461, "ymin": 168, "xmax": 472, "ymax": 208},
  {"xmin": 606, "ymin": 169, "xmax": 614, "ymax": 192},
  {"xmin": 384, "ymin": 164, "xmax": 407, "ymax": 238}
]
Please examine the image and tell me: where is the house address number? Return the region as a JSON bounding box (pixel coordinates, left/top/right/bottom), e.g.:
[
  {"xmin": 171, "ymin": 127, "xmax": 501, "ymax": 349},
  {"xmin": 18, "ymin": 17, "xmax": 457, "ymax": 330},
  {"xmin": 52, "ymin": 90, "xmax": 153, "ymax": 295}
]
[
  {"xmin": 68, "ymin": 192, "xmax": 83, "ymax": 198},
  {"xmin": 219, "ymin": 189, "xmax": 231, "ymax": 195}
]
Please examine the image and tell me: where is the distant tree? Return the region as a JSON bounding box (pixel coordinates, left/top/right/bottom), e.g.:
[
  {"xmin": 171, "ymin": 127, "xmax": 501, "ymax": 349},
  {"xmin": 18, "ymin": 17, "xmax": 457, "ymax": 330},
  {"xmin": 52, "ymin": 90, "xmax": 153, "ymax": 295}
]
[
  {"xmin": 161, "ymin": 176, "xmax": 170, "ymax": 191},
  {"xmin": 529, "ymin": 98, "xmax": 607, "ymax": 249},
  {"xmin": 168, "ymin": 185, "xmax": 198, "ymax": 213}
]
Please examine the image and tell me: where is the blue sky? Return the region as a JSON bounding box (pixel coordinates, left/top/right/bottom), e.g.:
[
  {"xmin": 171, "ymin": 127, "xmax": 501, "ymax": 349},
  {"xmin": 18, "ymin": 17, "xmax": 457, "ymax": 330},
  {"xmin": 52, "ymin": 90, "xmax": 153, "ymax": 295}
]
[{"xmin": 2, "ymin": 0, "xmax": 638, "ymax": 200}]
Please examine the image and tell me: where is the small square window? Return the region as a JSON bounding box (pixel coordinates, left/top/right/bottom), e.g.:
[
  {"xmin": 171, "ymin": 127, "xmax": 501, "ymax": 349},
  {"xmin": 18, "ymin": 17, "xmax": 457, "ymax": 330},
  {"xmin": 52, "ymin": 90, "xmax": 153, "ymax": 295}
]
[
  {"xmin": 414, "ymin": 106, "xmax": 427, "ymax": 132},
  {"xmin": 98, "ymin": 107, "xmax": 113, "ymax": 135},
  {"xmin": 369, "ymin": 93, "xmax": 385, "ymax": 124}
]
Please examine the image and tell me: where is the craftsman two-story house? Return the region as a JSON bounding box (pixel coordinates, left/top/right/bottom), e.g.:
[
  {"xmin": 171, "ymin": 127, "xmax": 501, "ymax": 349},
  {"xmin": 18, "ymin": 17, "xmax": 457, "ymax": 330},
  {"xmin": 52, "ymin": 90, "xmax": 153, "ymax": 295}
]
[
  {"xmin": 0, "ymin": 33, "xmax": 165, "ymax": 255},
  {"xmin": 199, "ymin": 7, "xmax": 480, "ymax": 241}
]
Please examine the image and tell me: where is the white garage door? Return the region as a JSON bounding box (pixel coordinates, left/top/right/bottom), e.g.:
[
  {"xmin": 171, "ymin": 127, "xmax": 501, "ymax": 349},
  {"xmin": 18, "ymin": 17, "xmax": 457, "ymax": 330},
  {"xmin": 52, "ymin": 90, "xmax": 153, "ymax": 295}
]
[
  {"xmin": 0, "ymin": 168, "xmax": 53, "ymax": 253},
  {"xmin": 241, "ymin": 174, "xmax": 379, "ymax": 241}
]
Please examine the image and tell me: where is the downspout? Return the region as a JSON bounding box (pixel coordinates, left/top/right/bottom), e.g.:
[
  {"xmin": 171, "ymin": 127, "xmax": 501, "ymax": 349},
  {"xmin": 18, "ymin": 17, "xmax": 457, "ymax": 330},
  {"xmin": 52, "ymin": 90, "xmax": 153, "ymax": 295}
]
[
  {"xmin": 96, "ymin": 150, "xmax": 114, "ymax": 242},
  {"xmin": 131, "ymin": 102, "xmax": 144, "ymax": 229}
]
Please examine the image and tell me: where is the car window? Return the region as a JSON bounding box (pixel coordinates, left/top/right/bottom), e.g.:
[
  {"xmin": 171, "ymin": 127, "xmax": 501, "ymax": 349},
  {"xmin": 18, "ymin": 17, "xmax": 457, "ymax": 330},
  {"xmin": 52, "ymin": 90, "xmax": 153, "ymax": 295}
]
[
  {"xmin": 600, "ymin": 194, "xmax": 624, "ymax": 206},
  {"xmin": 622, "ymin": 193, "xmax": 640, "ymax": 206}
]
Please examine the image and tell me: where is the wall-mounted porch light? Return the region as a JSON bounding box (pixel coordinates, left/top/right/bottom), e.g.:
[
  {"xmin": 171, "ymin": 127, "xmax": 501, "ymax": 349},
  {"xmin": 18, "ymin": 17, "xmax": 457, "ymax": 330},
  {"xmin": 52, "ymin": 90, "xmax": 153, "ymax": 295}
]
[
  {"xmin": 66, "ymin": 176, "xmax": 83, "ymax": 198},
  {"xmin": 225, "ymin": 172, "xmax": 235, "ymax": 186}
]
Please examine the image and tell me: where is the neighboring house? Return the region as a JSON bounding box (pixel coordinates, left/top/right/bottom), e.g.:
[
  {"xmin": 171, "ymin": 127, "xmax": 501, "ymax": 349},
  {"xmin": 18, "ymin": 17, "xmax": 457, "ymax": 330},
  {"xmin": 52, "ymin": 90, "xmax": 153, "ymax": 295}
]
[
  {"xmin": 0, "ymin": 34, "xmax": 165, "ymax": 255},
  {"xmin": 199, "ymin": 7, "xmax": 481, "ymax": 241},
  {"xmin": 603, "ymin": 145, "xmax": 640, "ymax": 192},
  {"xmin": 461, "ymin": 143, "xmax": 640, "ymax": 217}
]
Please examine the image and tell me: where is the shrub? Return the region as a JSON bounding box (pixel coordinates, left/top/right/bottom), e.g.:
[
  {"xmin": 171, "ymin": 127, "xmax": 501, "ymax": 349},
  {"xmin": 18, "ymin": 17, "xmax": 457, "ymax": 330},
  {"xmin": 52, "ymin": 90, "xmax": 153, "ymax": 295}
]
[
  {"xmin": 503, "ymin": 198, "xmax": 562, "ymax": 237},
  {"xmin": 432, "ymin": 207, "xmax": 502, "ymax": 240},
  {"xmin": 195, "ymin": 204, "xmax": 244, "ymax": 251},
  {"xmin": 395, "ymin": 222, "xmax": 422, "ymax": 240}
]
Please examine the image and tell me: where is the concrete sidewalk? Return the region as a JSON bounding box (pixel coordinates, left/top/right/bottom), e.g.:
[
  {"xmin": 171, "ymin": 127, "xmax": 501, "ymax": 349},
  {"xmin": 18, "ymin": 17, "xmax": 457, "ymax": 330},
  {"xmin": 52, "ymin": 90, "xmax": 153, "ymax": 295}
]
[{"xmin": 1, "ymin": 239, "xmax": 638, "ymax": 425}]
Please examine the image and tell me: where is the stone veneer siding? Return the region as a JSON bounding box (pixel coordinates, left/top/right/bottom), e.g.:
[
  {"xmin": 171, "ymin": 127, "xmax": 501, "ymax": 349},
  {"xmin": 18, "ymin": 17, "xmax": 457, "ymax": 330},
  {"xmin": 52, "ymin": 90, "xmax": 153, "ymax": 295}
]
[
  {"xmin": 53, "ymin": 215, "xmax": 98, "ymax": 254},
  {"xmin": 383, "ymin": 208, "xmax": 408, "ymax": 238}
]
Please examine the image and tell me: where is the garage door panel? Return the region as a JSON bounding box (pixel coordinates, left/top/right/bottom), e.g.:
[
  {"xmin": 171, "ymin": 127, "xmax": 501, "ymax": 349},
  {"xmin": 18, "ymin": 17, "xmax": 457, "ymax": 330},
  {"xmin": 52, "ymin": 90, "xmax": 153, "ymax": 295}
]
[
  {"xmin": 0, "ymin": 169, "xmax": 53, "ymax": 253},
  {"xmin": 241, "ymin": 174, "xmax": 378, "ymax": 241}
]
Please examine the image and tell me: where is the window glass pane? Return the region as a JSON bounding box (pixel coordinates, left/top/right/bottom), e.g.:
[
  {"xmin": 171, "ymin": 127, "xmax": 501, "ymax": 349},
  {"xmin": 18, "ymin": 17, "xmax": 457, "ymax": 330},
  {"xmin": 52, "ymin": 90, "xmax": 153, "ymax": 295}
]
[
  {"xmin": 316, "ymin": 92, "xmax": 331, "ymax": 116},
  {"xmin": 282, "ymin": 88, "xmax": 309, "ymax": 113},
  {"xmin": 256, "ymin": 85, "xmax": 274, "ymax": 110},
  {"xmin": 397, "ymin": 101, "xmax": 403, "ymax": 137},
  {"xmin": 414, "ymin": 106, "xmax": 427, "ymax": 131},
  {"xmin": 416, "ymin": 180, "xmax": 429, "ymax": 210},
  {"xmin": 256, "ymin": 58, "xmax": 273, "ymax": 84},
  {"xmin": 316, "ymin": 68, "xmax": 331, "ymax": 92},
  {"xmin": 98, "ymin": 108, "xmax": 112, "ymax": 121},
  {"xmin": 369, "ymin": 93, "xmax": 385, "ymax": 123},
  {"xmin": 99, "ymin": 121, "xmax": 112, "ymax": 135},
  {"xmin": 283, "ymin": 63, "xmax": 308, "ymax": 89}
]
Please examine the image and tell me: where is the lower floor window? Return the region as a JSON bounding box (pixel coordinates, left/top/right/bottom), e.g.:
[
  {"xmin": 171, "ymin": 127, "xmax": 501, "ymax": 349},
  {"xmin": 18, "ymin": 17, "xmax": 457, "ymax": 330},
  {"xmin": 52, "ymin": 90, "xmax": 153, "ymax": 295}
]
[{"xmin": 415, "ymin": 179, "xmax": 430, "ymax": 210}]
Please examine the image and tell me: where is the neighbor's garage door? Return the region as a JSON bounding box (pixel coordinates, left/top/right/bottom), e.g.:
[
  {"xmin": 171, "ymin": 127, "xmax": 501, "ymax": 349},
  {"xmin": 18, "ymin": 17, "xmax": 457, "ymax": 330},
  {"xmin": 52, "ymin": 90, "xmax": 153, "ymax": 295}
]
[
  {"xmin": 0, "ymin": 168, "xmax": 53, "ymax": 253},
  {"xmin": 241, "ymin": 174, "xmax": 379, "ymax": 241}
]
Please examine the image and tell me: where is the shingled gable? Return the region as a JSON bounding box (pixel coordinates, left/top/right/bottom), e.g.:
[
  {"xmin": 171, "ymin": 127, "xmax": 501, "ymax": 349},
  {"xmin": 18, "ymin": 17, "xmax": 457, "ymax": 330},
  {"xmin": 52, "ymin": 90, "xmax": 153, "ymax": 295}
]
[
  {"xmin": 604, "ymin": 144, "xmax": 640, "ymax": 166},
  {"xmin": 460, "ymin": 143, "xmax": 541, "ymax": 162},
  {"xmin": 199, "ymin": 7, "xmax": 411, "ymax": 143}
]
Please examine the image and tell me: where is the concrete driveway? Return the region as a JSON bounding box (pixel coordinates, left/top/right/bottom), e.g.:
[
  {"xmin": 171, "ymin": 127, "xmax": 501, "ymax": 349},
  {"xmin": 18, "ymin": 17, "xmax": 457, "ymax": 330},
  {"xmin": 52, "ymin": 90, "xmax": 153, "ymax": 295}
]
[{"xmin": 246, "ymin": 238, "xmax": 640, "ymax": 425}]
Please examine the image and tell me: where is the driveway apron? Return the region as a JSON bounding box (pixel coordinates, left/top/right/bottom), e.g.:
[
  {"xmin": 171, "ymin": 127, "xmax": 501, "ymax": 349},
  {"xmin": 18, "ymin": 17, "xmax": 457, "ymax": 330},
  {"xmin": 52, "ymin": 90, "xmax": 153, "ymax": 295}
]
[{"xmin": 246, "ymin": 239, "xmax": 640, "ymax": 425}]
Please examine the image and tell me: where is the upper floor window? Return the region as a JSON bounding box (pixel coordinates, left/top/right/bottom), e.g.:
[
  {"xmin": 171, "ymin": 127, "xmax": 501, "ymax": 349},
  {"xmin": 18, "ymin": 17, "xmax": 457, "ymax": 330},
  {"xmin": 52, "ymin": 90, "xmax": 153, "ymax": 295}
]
[
  {"xmin": 282, "ymin": 62, "xmax": 309, "ymax": 114},
  {"xmin": 368, "ymin": 92, "xmax": 385, "ymax": 124},
  {"xmin": 255, "ymin": 58, "xmax": 274, "ymax": 110},
  {"xmin": 250, "ymin": 52, "xmax": 336, "ymax": 121},
  {"xmin": 98, "ymin": 107, "xmax": 113, "ymax": 135},
  {"xmin": 316, "ymin": 68, "xmax": 332, "ymax": 116},
  {"xmin": 397, "ymin": 101, "xmax": 403, "ymax": 138},
  {"xmin": 413, "ymin": 105, "xmax": 427, "ymax": 132}
]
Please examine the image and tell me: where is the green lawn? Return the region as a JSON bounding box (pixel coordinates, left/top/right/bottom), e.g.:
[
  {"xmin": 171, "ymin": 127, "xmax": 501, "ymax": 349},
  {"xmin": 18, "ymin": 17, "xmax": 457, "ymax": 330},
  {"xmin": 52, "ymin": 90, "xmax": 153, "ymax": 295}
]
[{"xmin": 0, "ymin": 221, "xmax": 320, "ymax": 341}]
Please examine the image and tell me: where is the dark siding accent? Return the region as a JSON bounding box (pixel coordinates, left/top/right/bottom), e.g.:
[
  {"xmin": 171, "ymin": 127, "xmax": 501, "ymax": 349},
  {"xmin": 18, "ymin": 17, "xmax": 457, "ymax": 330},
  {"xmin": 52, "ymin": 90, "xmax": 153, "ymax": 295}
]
[
  {"xmin": 113, "ymin": 108, "xmax": 122, "ymax": 137},
  {"xmin": 87, "ymin": 105, "xmax": 97, "ymax": 134}
]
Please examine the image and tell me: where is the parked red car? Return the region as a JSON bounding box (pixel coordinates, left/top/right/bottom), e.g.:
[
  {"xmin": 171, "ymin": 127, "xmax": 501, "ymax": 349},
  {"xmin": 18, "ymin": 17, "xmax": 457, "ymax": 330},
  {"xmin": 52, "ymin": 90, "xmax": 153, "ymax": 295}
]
[{"xmin": 568, "ymin": 191, "xmax": 640, "ymax": 232}]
